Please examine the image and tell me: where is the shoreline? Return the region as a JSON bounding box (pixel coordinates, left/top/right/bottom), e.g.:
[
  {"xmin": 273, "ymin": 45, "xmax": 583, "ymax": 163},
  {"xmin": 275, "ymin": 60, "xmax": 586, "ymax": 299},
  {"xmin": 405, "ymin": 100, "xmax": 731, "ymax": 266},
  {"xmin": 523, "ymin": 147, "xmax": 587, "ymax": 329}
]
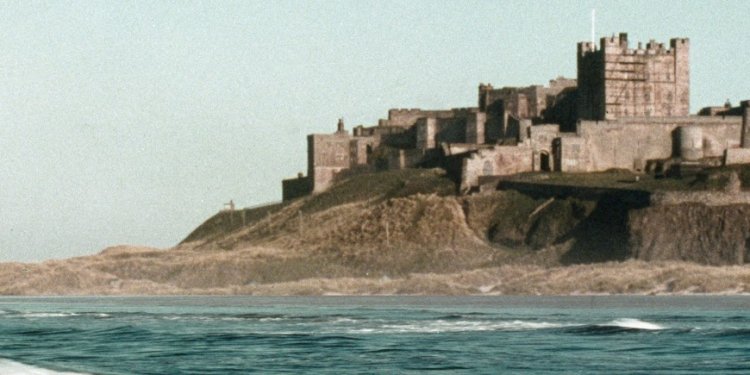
[{"xmin": 1, "ymin": 259, "xmax": 749, "ymax": 296}]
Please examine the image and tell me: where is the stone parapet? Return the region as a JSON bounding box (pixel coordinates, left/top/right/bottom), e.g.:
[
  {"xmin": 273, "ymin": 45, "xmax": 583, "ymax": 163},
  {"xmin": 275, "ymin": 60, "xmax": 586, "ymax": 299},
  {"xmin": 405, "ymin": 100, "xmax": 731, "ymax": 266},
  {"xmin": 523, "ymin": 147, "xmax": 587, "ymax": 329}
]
[{"xmin": 725, "ymin": 148, "xmax": 750, "ymax": 165}]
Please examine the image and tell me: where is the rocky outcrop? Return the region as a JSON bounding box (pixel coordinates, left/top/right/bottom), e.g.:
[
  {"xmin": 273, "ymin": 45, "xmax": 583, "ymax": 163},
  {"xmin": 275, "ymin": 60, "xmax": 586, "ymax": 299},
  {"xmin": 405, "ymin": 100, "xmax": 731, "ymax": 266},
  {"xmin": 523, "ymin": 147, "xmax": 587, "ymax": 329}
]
[{"xmin": 628, "ymin": 204, "xmax": 750, "ymax": 265}]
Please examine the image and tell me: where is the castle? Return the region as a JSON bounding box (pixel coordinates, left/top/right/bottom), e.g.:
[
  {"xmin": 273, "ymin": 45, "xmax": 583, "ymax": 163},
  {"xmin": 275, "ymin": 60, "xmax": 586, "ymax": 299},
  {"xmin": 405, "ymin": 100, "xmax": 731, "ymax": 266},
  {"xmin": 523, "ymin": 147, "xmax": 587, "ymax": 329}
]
[{"xmin": 282, "ymin": 33, "xmax": 750, "ymax": 200}]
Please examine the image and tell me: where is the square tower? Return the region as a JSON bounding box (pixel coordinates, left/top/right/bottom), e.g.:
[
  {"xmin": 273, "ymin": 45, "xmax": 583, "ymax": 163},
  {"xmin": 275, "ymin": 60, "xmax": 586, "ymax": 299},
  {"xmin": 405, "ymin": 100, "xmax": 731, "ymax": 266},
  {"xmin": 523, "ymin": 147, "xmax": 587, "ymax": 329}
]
[{"xmin": 577, "ymin": 33, "xmax": 690, "ymax": 120}]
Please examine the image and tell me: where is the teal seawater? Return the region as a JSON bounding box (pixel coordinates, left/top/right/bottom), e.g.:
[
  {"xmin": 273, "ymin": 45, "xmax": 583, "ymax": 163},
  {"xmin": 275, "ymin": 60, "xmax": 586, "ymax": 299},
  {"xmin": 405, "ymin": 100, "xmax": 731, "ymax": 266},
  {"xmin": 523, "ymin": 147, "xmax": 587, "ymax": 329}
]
[{"xmin": 0, "ymin": 296, "xmax": 749, "ymax": 374}]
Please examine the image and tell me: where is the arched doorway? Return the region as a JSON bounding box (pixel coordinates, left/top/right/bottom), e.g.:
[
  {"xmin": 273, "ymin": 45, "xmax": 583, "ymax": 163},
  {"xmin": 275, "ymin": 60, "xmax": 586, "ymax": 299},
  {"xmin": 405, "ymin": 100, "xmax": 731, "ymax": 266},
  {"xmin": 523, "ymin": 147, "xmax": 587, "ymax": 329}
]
[{"xmin": 539, "ymin": 151, "xmax": 551, "ymax": 172}]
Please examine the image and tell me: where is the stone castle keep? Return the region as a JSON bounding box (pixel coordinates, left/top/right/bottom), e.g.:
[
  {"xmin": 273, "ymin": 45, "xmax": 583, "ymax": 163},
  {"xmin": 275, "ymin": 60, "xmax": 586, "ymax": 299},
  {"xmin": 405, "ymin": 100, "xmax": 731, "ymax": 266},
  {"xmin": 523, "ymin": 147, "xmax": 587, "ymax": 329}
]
[{"xmin": 282, "ymin": 33, "xmax": 750, "ymax": 200}]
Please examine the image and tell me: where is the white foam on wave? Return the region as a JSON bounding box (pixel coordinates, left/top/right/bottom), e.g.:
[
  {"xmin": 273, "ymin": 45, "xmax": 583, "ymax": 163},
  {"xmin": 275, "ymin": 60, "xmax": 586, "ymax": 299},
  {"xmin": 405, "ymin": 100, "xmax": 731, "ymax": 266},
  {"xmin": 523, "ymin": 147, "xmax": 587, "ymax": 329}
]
[
  {"xmin": 258, "ymin": 317, "xmax": 286, "ymax": 322},
  {"xmin": 0, "ymin": 358, "xmax": 89, "ymax": 375},
  {"xmin": 21, "ymin": 312, "xmax": 79, "ymax": 318},
  {"xmin": 606, "ymin": 318, "xmax": 664, "ymax": 331},
  {"xmin": 349, "ymin": 319, "xmax": 564, "ymax": 334},
  {"xmin": 332, "ymin": 317, "xmax": 358, "ymax": 324},
  {"xmin": 18, "ymin": 312, "xmax": 111, "ymax": 319}
]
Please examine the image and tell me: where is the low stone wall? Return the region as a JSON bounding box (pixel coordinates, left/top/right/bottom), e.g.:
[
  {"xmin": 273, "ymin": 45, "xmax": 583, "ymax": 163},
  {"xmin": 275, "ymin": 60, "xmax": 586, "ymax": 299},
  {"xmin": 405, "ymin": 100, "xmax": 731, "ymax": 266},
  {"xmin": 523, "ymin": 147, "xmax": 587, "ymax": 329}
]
[
  {"xmin": 461, "ymin": 145, "xmax": 532, "ymax": 191},
  {"xmin": 282, "ymin": 176, "xmax": 312, "ymax": 201},
  {"xmin": 725, "ymin": 148, "xmax": 750, "ymax": 165}
]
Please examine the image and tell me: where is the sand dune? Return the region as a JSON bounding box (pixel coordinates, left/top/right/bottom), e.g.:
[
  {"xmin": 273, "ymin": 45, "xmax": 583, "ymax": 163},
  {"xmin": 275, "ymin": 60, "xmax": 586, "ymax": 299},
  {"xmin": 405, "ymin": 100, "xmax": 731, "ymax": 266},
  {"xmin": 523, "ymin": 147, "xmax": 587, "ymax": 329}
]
[{"xmin": 2, "ymin": 245, "xmax": 749, "ymax": 295}]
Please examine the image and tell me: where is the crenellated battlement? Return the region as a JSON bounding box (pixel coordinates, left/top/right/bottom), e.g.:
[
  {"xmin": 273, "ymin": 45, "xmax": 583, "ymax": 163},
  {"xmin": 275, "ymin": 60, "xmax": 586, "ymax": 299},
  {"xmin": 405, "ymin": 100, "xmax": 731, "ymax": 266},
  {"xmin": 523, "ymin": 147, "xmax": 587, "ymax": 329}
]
[
  {"xmin": 670, "ymin": 38, "xmax": 689, "ymax": 47},
  {"xmin": 389, "ymin": 108, "xmax": 425, "ymax": 114},
  {"xmin": 578, "ymin": 41, "xmax": 597, "ymax": 56},
  {"xmin": 600, "ymin": 32, "xmax": 630, "ymax": 52},
  {"xmin": 450, "ymin": 107, "xmax": 477, "ymax": 114},
  {"xmin": 579, "ymin": 33, "xmax": 689, "ymax": 58}
]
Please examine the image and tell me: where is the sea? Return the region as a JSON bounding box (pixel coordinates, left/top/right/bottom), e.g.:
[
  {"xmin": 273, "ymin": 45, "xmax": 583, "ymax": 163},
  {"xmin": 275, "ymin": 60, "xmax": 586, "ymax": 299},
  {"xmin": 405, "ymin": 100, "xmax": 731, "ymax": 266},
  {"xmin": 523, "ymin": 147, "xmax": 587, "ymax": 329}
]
[{"xmin": 0, "ymin": 296, "xmax": 748, "ymax": 374}]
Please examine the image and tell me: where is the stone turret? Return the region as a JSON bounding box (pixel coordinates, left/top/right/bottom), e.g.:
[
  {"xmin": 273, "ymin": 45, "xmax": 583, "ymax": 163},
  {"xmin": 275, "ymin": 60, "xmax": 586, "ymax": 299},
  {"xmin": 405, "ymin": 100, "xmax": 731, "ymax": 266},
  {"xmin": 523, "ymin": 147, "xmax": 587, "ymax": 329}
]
[{"xmin": 578, "ymin": 33, "xmax": 690, "ymax": 120}]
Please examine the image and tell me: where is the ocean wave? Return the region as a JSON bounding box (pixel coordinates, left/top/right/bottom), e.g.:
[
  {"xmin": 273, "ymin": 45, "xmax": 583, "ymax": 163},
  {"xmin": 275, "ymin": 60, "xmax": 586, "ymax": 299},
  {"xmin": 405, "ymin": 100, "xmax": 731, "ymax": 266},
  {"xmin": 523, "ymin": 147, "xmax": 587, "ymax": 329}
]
[
  {"xmin": 564, "ymin": 318, "xmax": 666, "ymax": 335},
  {"xmin": 706, "ymin": 328, "xmax": 750, "ymax": 338},
  {"xmin": 436, "ymin": 312, "xmax": 490, "ymax": 320},
  {"xmin": 10, "ymin": 312, "xmax": 111, "ymax": 320},
  {"xmin": 0, "ymin": 358, "xmax": 89, "ymax": 375},
  {"xmin": 20, "ymin": 312, "xmax": 80, "ymax": 318},
  {"xmin": 607, "ymin": 318, "xmax": 665, "ymax": 330},
  {"xmin": 349, "ymin": 319, "xmax": 564, "ymax": 334}
]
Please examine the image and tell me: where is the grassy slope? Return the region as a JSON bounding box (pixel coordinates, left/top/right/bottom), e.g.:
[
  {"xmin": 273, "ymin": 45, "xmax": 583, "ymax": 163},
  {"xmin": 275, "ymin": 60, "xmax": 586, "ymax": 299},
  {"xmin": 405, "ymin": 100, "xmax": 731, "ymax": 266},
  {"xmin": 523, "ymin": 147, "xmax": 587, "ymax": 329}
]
[{"xmin": 511, "ymin": 165, "xmax": 750, "ymax": 192}]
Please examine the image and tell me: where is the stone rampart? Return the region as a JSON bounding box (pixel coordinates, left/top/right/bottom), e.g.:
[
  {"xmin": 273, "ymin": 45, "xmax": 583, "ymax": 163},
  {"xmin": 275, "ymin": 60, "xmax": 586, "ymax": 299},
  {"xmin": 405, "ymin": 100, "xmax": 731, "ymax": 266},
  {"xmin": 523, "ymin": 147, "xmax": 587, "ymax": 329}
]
[
  {"xmin": 725, "ymin": 148, "xmax": 750, "ymax": 165},
  {"xmin": 384, "ymin": 108, "xmax": 458, "ymax": 128},
  {"xmin": 282, "ymin": 175, "xmax": 312, "ymax": 201},
  {"xmin": 573, "ymin": 117, "xmax": 741, "ymax": 172},
  {"xmin": 461, "ymin": 145, "xmax": 533, "ymax": 191}
]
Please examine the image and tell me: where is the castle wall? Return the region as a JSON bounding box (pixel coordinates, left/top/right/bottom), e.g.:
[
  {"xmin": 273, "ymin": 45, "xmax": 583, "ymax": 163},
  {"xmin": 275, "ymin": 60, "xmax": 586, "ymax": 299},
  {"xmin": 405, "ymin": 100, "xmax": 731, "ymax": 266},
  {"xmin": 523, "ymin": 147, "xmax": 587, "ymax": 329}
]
[
  {"xmin": 481, "ymin": 78, "xmax": 576, "ymax": 120},
  {"xmin": 308, "ymin": 134, "xmax": 351, "ymax": 193},
  {"xmin": 350, "ymin": 137, "xmax": 375, "ymax": 166},
  {"xmin": 411, "ymin": 110, "xmax": 482, "ymax": 150},
  {"xmin": 382, "ymin": 109, "xmax": 457, "ymax": 128},
  {"xmin": 577, "ymin": 41, "xmax": 605, "ymax": 120},
  {"xmin": 434, "ymin": 116, "xmax": 467, "ymax": 144},
  {"xmin": 461, "ymin": 144, "xmax": 533, "ymax": 191},
  {"xmin": 465, "ymin": 111, "xmax": 486, "ymax": 144},
  {"xmin": 527, "ymin": 124, "xmax": 562, "ymax": 171},
  {"xmin": 416, "ymin": 118, "xmax": 436, "ymax": 149},
  {"xmin": 384, "ymin": 147, "xmax": 425, "ymax": 170},
  {"xmin": 529, "ymin": 124, "xmax": 560, "ymax": 151},
  {"xmin": 725, "ymin": 102, "xmax": 750, "ymax": 164},
  {"xmin": 479, "ymin": 78, "xmax": 576, "ymax": 140},
  {"xmin": 311, "ymin": 167, "xmax": 346, "ymax": 193},
  {"xmin": 725, "ymin": 149, "xmax": 750, "ymax": 165},
  {"xmin": 282, "ymin": 175, "xmax": 312, "ymax": 201},
  {"xmin": 571, "ymin": 117, "xmax": 741, "ymax": 172},
  {"xmin": 557, "ymin": 136, "xmax": 589, "ymax": 172}
]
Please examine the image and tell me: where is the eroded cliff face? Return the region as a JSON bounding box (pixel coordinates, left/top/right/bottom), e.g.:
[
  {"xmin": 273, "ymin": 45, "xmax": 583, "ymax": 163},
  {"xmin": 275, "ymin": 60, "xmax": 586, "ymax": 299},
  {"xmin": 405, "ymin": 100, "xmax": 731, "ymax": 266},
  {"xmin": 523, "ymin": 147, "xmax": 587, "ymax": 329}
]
[
  {"xmin": 469, "ymin": 190, "xmax": 750, "ymax": 266},
  {"xmin": 462, "ymin": 192, "xmax": 634, "ymax": 264},
  {"xmin": 628, "ymin": 204, "xmax": 750, "ymax": 265}
]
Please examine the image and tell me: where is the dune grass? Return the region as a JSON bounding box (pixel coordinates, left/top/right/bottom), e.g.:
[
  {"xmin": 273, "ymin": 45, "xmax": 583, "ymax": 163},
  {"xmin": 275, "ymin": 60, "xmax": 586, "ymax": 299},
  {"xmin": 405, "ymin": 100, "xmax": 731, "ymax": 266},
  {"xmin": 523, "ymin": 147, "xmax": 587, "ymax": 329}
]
[{"xmin": 299, "ymin": 168, "xmax": 456, "ymax": 215}]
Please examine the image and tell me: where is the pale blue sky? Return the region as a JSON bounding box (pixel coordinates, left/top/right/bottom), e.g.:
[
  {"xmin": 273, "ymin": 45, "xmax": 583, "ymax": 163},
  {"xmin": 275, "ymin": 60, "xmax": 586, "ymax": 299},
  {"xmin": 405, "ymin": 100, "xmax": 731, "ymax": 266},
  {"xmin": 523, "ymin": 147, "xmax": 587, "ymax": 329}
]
[{"xmin": 1, "ymin": 1, "xmax": 747, "ymax": 262}]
